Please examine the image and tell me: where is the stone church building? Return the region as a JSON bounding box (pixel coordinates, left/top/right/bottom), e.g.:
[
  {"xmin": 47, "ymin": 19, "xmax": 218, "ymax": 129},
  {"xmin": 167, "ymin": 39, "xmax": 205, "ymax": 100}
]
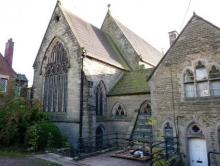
[
  {"xmin": 149, "ymin": 14, "xmax": 220, "ymax": 165},
  {"xmin": 33, "ymin": 1, "xmax": 162, "ymax": 146}
]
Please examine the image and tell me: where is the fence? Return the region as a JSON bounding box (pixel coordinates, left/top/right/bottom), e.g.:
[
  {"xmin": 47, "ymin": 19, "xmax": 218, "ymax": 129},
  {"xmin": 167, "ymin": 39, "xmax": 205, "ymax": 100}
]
[{"xmin": 150, "ymin": 137, "xmax": 179, "ymax": 166}]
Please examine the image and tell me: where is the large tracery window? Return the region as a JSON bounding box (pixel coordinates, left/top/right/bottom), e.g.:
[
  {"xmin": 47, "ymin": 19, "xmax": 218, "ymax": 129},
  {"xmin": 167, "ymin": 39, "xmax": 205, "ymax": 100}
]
[
  {"xmin": 43, "ymin": 41, "xmax": 69, "ymax": 112},
  {"xmin": 96, "ymin": 81, "xmax": 106, "ymax": 116},
  {"xmin": 184, "ymin": 61, "xmax": 220, "ymax": 98}
]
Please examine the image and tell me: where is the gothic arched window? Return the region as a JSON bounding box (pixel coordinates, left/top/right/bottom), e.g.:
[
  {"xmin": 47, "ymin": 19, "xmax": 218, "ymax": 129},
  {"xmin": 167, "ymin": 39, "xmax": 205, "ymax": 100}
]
[
  {"xmin": 43, "ymin": 41, "xmax": 69, "ymax": 112},
  {"xmin": 209, "ymin": 65, "xmax": 220, "ymax": 96},
  {"xmin": 112, "ymin": 103, "xmax": 126, "ymax": 117},
  {"xmin": 164, "ymin": 122, "xmax": 174, "ymax": 154},
  {"xmin": 164, "ymin": 122, "xmax": 174, "ymax": 138},
  {"xmin": 96, "ymin": 81, "xmax": 106, "ymax": 116},
  {"xmin": 184, "ymin": 69, "xmax": 195, "ymax": 98}
]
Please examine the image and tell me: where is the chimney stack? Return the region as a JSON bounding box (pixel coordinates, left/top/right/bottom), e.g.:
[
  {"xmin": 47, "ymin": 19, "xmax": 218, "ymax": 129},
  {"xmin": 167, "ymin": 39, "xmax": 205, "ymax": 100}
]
[
  {"xmin": 4, "ymin": 38, "xmax": 14, "ymax": 67},
  {"xmin": 168, "ymin": 31, "xmax": 178, "ymax": 46}
]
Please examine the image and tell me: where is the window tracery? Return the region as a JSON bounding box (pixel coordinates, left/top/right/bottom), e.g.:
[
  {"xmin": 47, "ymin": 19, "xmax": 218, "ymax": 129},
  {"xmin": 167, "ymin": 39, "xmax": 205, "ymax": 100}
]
[{"xmin": 43, "ymin": 41, "xmax": 68, "ymax": 112}]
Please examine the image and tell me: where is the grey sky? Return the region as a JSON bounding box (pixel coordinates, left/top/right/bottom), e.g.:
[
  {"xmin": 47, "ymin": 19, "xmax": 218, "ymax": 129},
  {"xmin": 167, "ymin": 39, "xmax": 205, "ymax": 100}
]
[{"xmin": 0, "ymin": 0, "xmax": 220, "ymax": 86}]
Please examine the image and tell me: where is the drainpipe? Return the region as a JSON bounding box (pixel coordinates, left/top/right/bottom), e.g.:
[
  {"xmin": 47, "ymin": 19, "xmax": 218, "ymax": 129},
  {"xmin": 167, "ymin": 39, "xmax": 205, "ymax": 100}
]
[{"xmin": 79, "ymin": 47, "xmax": 86, "ymax": 147}]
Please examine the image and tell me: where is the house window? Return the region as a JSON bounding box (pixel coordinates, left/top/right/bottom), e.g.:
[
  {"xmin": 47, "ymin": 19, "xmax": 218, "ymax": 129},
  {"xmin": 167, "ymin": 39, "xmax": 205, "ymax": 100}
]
[
  {"xmin": 96, "ymin": 81, "xmax": 106, "ymax": 116},
  {"xmin": 112, "ymin": 103, "xmax": 126, "ymax": 117},
  {"xmin": 183, "ymin": 61, "xmax": 220, "ymax": 98},
  {"xmin": 0, "ymin": 78, "xmax": 7, "ymax": 93}
]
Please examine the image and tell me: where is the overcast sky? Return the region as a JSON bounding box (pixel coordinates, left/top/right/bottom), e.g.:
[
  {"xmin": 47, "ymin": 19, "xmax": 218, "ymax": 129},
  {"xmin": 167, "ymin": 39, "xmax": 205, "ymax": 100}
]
[{"xmin": 0, "ymin": 0, "xmax": 220, "ymax": 86}]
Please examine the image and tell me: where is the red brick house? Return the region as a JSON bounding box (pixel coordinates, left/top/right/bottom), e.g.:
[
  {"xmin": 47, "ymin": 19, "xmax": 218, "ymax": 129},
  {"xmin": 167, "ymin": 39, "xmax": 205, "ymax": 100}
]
[{"xmin": 0, "ymin": 39, "xmax": 28, "ymax": 97}]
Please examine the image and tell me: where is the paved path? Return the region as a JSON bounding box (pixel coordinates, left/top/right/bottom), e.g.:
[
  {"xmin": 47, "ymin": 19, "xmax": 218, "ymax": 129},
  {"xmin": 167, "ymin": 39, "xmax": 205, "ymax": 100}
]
[
  {"xmin": 35, "ymin": 152, "xmax": 150, "ymax": 166},
  {"xmin": 0, "ymin": 156, "xmax": 59, "ymax": 166}
]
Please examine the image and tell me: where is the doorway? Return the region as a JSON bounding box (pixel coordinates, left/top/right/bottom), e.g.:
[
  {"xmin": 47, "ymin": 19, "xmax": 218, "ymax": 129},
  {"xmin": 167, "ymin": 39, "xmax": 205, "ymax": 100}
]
[
  {"xmin": 188, "ymin": 138, "xmax": 208, "ymax": 166},
  {"xmin": 96, "ymin": 126, "xmax": 104, "ymax": 149}
]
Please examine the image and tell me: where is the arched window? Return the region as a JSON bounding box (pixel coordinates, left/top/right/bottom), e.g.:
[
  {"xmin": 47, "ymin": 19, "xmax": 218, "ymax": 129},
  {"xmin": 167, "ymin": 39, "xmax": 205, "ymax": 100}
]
[
  {"xmin": 164, "ymin": 122, "xmax": 174, "ymax": 138},
  {"xmin": 184, "ymin": 69, "xmax": 195, "ymax": 98},
  {"xmin": 112, "ymin": 103, "xmax": 126, "ymax": 117},
  {"xmin": 164, "ymin": 122, "xmax": 174, "ymax": 154},
  {"xmin": 132, "ymin": 101, "xmax": 153, "ymax": 141},
  {"xmin": 183, "ymin": 61, "xmax": 220, "ymax": 98},
  {"xmin": 96, "ymin": 81, "xmax": 106, "ymax": 116},
  {"xmin": 209, "ymin": 65, "xmax": 220, "ymax": 96},
  {"xmin": 43, "ymin": 41, "xmax": 68, "ymax": 112},
  {"xmin": 195, "ymin": 61, "xmax": 209, "ymax": 97}
]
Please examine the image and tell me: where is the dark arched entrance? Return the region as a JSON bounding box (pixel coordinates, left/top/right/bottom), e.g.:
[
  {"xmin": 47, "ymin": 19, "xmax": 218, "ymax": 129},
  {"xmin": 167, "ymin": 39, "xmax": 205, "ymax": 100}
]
[{"xmin": 96, "ymin": 126, "xmax": 104, "ymax": 149}]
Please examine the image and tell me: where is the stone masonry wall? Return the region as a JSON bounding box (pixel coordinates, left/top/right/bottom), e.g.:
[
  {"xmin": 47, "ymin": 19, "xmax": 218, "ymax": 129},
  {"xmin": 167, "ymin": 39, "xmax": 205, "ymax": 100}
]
[
  {"xmin": 107, "ymin": 94, "xmax": 150, "ymax": 137},
  {"xmin": 33, "ymin": 5, "xmax": 82, "ymax": 146},
  {"xmin": 149, "ymin": 16, "xmax": 220, "ymax": 165}
]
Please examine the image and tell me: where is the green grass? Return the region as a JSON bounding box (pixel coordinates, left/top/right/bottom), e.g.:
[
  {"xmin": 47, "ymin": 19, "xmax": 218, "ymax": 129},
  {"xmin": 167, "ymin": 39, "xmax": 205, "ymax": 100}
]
[
  {"xmin": 0, "ymin": 150, "xmax": 61, "ymax": 166},
  {"xmin": 0, "ymin": 150, "xmax": 28, "ymax": 158}
]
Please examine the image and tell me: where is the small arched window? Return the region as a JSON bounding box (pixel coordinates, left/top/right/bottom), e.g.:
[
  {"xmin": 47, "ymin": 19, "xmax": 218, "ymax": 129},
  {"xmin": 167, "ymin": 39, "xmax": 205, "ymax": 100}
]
[
  {"xmin": 195, "ymin": 61, "xmax": 209, "ymax": 97},
  {"xmin": 112, "ymin": 103, "xmax": 126, "ymax": 116},
  {"xmin": 184, "ymin": 69, "xmax": 195, "ymax": 98},
  {"xmin": 164, "ymin": 122, "xmax": 174, "ymax": 138},
  {"xmin": 96, "ymin": 81, "xmax": 106, "ymax": 116},
  {"xmin": 209, "ymin": 65, "xmax": 220, "ymax": 96}
]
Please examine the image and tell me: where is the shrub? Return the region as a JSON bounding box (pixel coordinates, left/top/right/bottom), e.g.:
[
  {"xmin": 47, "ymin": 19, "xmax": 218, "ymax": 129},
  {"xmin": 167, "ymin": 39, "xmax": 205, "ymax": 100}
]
[
  {"xmin": 26, "ymin": 122, "xmax": 65, "ymax": 151},
  {"xmin": 0, "ymin": 98, "xmax": 48, "ymax": 147}
]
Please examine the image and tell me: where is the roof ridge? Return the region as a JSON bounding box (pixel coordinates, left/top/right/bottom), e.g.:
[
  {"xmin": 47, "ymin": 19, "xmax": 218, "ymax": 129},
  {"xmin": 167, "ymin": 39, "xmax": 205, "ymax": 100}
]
[
  {"xmin": 107, "ymin": 14, "xmax": 162, "ymax": 66},
  {"xmin": 113, "ymin": 17, "xmax": 157, "ymax": 49},
  {"xmin": 148, "ymin": 14, "xmax": 220, "ymax": 81},
  {"xmin": 61, "ymin": 7, "xmax": 101, "ymax": 31}
]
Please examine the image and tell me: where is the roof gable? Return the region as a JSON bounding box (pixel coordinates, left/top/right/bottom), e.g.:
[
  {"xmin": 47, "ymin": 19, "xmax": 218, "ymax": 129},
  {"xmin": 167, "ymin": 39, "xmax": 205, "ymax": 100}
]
[
  {"xmin": 34, "ymin": 2, "xmax": 128, "ymax": 70},
  {"xmin": 0, "ymin": 53, "xmax": 16, "ymax": 77},
  {"xmin": 61, "ymin": 8, "xmax": 130, "ymax": 70},
  {"xmin": 113, "ymin": 18, "xmax": 162, "ymax": 66},
  {"xmin": 148, "ymin": 14, "xmax": 220, "ymax": 81}
]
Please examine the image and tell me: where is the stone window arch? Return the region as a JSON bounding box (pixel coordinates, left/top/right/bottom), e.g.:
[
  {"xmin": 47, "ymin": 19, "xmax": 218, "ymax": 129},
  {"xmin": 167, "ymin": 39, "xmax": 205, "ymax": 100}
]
[
  {"xmin": 183, "ymin": 61, "xmax": 220, "ymax": 98},
  {"xmin": 112, "ymin": 103, "xmax": 126, "ymax": 116},
  {"xmin": 187, "ymin": 123, "xmax": 204, "ymax": 138},
  {"xmin": 96, "ymin": 81, "xmax": 106, "ymax": 116},
  {"xmin": 43, "ymin": 41, "xmax": 69, "ymax": 112}
]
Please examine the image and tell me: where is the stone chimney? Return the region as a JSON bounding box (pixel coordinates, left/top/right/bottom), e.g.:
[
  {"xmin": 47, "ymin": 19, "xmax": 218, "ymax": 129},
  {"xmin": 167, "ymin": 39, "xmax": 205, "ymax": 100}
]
[
  {"xmin": 168, "ymin": 31, "xmax": 178, "ymax": 46},
  {"xmin": 4, "ymin": 38, "xmax": 14, "ymax": 67}
]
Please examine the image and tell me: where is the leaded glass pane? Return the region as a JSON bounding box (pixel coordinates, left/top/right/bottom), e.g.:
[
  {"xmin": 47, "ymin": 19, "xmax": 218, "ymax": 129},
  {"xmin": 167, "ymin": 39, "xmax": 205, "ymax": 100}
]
[{"xmin": 0, "ymin": 78, "xmax": 7, "ymax": 92}]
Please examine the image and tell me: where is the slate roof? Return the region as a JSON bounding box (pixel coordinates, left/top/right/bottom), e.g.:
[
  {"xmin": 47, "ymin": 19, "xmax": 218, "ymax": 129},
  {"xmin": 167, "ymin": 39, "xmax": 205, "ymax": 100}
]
[
  {"xmin": 113, "ymin": 18, "xmax": 162, "ymax": 66},
  {"xmin": 17, "ymin": 74, "xmax": 28, "ymax": 82},
  {"xmin": 148, "ymin": 13, "xmax": 220, "ymax": 81},
  {"xmin": 0, "ymin": 53, "xmax": 16, "ymax": 77},
  {"xmin": 108, "ymin": 68, "xmax": 153, "ymax": 96},
  {"xmin": 61, "ymin": 7, "xmax": 130, "ymax": 70}
]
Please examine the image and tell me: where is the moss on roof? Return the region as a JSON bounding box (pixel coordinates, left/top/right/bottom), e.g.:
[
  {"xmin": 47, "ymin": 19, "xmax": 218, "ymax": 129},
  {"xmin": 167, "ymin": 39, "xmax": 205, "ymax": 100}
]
[{"xmin": 108, "ymin": 68, "xmax": 153, "ymax": 96}]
